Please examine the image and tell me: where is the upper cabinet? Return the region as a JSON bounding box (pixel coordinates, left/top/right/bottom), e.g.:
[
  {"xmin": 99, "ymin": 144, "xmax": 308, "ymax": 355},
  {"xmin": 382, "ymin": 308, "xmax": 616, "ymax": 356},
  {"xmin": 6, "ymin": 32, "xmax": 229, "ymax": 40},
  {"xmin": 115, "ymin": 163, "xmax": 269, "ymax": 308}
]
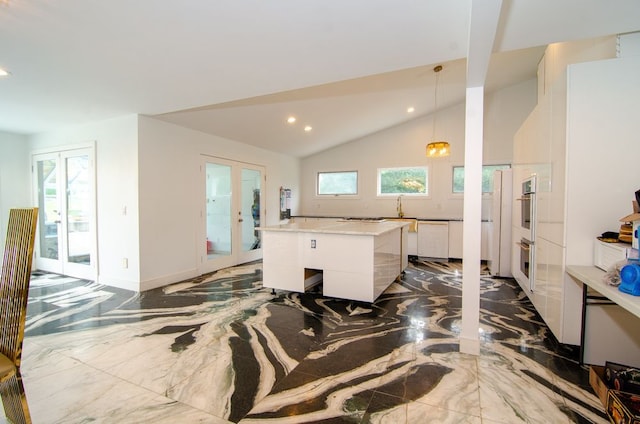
[{"xmin": 511, "ymin": 34, "xmax": 640, "ymax": 345}]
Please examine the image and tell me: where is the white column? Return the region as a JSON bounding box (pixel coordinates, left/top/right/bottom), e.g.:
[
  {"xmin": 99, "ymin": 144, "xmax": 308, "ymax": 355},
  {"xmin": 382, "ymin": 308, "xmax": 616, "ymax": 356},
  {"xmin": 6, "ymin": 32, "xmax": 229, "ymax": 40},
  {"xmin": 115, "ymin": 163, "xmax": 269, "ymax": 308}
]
[
  {"xmin": 460, "ymin": 86, "xmax": 484, "ymax": 355},
  {"xmin": 459, "ymin": 0, "xmax": 502, "ymax": 356}
]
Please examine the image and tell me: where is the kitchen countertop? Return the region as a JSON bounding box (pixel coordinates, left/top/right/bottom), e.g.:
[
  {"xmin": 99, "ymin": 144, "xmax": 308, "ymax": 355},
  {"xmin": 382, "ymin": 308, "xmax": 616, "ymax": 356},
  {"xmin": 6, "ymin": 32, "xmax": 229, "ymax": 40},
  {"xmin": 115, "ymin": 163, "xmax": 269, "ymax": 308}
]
[
  {"xmin": 258, "ymin": 219, "xmax": 410, "ymax": 236},
  {"xmin": 566, "ymin": 265, "xmax": 640, "ymax": 319},
  {"xmin": 291, "ymin": 215, "xmax": 462, "ymax": 222}
]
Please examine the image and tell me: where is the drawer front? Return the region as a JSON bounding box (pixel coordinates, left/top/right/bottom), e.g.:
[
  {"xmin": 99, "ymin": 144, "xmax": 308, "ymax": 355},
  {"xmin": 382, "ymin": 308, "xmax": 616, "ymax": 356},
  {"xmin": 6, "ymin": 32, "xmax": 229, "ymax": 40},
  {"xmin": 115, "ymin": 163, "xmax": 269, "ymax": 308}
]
[{"xmin": 593, "ymin": 240, "xmax": 627, "ymax": 271}]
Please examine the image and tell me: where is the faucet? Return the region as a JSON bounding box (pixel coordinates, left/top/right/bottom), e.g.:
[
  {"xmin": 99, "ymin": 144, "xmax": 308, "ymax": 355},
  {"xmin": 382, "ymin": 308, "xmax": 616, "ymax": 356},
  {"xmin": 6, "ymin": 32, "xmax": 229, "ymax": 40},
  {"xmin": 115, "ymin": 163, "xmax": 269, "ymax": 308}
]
[{"xmin": 397, "ymin": 195, "xmax": 404, "ymax": 218}]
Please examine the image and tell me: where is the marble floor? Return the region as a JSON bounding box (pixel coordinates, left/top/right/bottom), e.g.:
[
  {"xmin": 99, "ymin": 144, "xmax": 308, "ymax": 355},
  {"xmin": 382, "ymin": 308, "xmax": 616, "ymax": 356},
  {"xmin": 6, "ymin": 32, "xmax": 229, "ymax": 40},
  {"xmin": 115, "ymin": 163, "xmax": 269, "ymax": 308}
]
[{"xmin": 1, "ymin": 259, "xmax": 608, "ymax": 423}]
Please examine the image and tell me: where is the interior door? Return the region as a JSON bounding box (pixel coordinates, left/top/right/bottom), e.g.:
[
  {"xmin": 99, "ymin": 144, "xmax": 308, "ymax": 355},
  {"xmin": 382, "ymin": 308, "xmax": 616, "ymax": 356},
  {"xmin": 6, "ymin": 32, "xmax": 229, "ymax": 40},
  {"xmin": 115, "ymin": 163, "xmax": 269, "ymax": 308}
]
[
  {"xmin": 33, "ymin": 148, "xmax": 96, "ymax": 280},
  {"xmin": 201, "ymin": 156, "xmax": 264, "ymax": 273},
  {"xmin": 238, "ymin": 165, "xmax": 264, "ymax": 264}
]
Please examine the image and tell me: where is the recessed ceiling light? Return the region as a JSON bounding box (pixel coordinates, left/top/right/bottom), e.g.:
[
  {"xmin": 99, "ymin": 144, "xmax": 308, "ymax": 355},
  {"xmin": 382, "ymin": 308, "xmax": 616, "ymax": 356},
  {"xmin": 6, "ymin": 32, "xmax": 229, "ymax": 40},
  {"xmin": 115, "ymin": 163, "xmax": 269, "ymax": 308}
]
[
  {"xmin": 304, "ymin": 125, "xmax": 312, "ymax": 132},
  {"xmin": 287, "ymin": 116, "xmax": 296, "ymax": 124},
  {"xmin": 407, "ymin": 107, "xmax": 415, "ymax": 113},
  {"xmin": 0, "ymin": 67, "xmax": 9, "ymax": 77}
]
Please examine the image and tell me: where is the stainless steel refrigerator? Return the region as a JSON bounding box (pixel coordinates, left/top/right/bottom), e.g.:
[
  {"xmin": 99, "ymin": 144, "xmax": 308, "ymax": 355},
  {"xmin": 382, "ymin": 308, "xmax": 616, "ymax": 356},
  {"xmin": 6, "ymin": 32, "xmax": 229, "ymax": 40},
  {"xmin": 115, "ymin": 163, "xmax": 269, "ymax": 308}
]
[{"xmin": 488, "ymin": 169, "xmax": 513, "ymax": 277}]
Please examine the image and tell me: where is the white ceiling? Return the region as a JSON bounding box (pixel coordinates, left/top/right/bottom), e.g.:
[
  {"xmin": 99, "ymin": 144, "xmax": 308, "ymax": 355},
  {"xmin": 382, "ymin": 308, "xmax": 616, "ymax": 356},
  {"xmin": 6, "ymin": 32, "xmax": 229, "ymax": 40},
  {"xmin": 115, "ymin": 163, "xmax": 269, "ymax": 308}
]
[{"xmin": 2, "ymin": 0, "xmax": 640, "ymax": 157}]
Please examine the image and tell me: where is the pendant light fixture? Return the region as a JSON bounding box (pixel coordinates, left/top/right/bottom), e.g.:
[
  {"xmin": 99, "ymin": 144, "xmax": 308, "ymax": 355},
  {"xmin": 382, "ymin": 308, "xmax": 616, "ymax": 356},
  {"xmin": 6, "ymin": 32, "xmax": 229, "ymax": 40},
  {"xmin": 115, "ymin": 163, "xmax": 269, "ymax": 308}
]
[{"xmin": 426, "ymin": 65, "xmax": 450, "ymax": 158}]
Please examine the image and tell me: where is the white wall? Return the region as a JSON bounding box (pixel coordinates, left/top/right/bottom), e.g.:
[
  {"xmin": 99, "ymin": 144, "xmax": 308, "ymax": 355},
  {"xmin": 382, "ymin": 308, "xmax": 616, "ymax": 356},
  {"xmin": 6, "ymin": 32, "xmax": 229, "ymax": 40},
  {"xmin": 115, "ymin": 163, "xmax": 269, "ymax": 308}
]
[
  {"xmin": 565, "ymin": 56, "xmax": 640, "ymax": 264},
  {"xmin": 137, "ymin": 116, "xmax": 299, "ymax": 290},
  {"xmin": 541, "ymin": 36, "xmax": 617, "ymax": 96},
  {"xmin": 25, "ymin": 115, "xmax": 299, "ymax": 291},
  {"xmin": 0, "ymin": 131, "xmax": 31, "ymax": 257},
  {"xmin": 299, "ymin": 79, "xmax": 536, "ymax": 220},
  {"xmin": 29, "ymin": 115, "xmax": 141, "ymax": 289}
]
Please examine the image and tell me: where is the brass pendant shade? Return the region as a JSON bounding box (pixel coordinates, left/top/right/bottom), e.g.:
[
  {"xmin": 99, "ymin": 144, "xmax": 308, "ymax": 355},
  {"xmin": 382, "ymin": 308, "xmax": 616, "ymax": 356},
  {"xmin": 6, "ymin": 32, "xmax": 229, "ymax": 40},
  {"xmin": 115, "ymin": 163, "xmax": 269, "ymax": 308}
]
[
  {"xmin": 426, "ymin": 65, "xmax": 450, "ymax": 158},
  {"xmin": 426, "ymin": 141, "xmax": 450, "ymax": 158}
]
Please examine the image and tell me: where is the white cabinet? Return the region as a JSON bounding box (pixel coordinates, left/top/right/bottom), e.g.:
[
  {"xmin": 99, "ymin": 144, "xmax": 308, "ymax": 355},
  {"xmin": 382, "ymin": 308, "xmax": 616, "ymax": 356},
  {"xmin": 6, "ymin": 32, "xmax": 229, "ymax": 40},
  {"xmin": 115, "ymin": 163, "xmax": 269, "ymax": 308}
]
[
  {"xmin": 512, "ymin": 53, "xmax": 640, "ymax": 345},
  {"xmin": 481, "ymin": 222, "xmax": 490, "ymax": 261},
  {"xmin": 447, "ymin": 221, "xmax": 490, "ymax": 260},
  {"xmin": 407, "ymin": 231, "xmax": 417, "ymax": 256},
  {"xmin": 417, "ymin": 221, "xmax": 449, "ymax": 259},
  {"xmin": 261, "ymin": 221, "xmax": 408, "ymax": 302},
  {"xmin": 448, "ymin": 221, "xmax": 463, "ymax": 259},
  {"xmin": 385, "ymin": 219, "xmax": 418, "ymax": 256}
]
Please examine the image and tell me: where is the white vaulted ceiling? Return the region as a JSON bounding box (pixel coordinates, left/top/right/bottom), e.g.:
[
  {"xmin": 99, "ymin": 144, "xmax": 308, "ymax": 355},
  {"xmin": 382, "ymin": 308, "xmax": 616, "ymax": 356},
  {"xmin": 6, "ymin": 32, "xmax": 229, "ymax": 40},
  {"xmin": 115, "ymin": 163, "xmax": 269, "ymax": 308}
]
[{"xmin": 1, "ymin": 1, "xmax": 639, "ymax": 157}]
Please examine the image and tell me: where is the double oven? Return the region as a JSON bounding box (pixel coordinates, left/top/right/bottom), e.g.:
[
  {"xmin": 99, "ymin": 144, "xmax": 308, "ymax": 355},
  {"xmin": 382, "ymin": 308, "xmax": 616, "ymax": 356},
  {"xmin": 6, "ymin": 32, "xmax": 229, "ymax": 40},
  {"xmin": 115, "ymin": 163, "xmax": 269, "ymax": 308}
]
[{"xmin": 518, "ymin": 176, "xmax": 537, "ymax": 291}]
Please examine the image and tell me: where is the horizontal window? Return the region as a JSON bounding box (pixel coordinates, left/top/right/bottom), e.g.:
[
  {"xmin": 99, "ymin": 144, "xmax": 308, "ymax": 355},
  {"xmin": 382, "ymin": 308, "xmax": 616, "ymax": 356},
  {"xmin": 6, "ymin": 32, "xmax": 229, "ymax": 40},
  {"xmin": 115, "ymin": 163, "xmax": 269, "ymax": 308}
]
[
  {"xmin": 452, "ymin": 164, "xmax": 510, "ymax": 193},
  {"xmin": 317, "ymin": 171, "xmax": 358, "ymax": 195},
  {"xmin": 377, "ymin": 167, "xmax": 428, "ymax": 196}
]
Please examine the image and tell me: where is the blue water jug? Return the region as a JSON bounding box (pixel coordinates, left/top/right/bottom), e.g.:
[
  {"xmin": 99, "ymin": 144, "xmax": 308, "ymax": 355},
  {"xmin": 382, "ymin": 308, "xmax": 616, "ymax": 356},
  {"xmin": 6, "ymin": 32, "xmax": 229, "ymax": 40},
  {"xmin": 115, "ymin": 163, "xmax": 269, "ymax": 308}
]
[{"xmin": 619, "ymin": 263, "xmax": 640, "ymax": 296}]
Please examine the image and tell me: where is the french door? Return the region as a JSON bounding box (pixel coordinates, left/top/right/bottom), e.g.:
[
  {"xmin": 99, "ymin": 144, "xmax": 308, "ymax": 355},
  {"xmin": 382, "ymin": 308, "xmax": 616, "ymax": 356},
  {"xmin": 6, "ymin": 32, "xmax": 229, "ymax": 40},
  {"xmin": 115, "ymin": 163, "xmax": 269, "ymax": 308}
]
[
  {"xmin": 32, "ymin": 147, "xmax": 96, "ymax": 280},
  {"xmin": 201, "ymin": 156, "xmax": 265, "ymax": 273}
]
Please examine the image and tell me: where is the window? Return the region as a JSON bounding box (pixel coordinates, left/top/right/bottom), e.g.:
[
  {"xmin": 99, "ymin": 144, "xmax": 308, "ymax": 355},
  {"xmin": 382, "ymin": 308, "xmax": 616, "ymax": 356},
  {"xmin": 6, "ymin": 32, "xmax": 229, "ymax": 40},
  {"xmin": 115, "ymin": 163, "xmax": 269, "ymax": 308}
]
[
  {"xmin": 452, "ymin": 164, "xmax": 510, "ymax": 193},
  {"xmin": 377, "ymin": 167, "xmax": 428, "ymax": 196},
  {"xmin": 317, "ymin": 171, "xmax": 358, "ymax": 195}
]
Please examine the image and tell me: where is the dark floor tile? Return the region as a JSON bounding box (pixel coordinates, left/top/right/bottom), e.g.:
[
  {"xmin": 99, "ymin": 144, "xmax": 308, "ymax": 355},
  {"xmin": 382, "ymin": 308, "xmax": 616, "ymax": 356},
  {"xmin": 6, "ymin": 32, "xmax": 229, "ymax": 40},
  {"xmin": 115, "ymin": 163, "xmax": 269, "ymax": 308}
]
[
  {"xmin": 25, "ymin": 260, "xmax": 606, "ymax": 423},
  {"xmin": 243, "ymin": 374, "xmax": 374, "ymax": 423},
  {"xmin": 361, "ymin": 391, "xmax": 406, "ymax": 423}
]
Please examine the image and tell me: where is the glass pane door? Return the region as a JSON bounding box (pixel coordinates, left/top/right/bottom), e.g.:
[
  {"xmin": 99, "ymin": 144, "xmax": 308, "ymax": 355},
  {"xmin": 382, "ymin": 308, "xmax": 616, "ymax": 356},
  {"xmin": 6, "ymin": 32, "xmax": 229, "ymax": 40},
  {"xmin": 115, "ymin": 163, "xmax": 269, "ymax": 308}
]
[
  {"xmin": 205, "ymin": 162, "xmax": 232, "ymax": 263},
  {"xmin": 33, "ymin": 148, "xmax": 96, "ymax": 280},
  {"xmin": 65, "ymin": 154, "xmax": 91, "ymax": 265},
  {"xmin": 238, "ymin": 167, "xmax": 263, "ymax": 263},
  {"xmin": 35, "ymin": 155, "xmax": 61, "ymax": 267},
  {"xmin": 201, "ymin": 157, "xmax": 264, "ymax": 273}
]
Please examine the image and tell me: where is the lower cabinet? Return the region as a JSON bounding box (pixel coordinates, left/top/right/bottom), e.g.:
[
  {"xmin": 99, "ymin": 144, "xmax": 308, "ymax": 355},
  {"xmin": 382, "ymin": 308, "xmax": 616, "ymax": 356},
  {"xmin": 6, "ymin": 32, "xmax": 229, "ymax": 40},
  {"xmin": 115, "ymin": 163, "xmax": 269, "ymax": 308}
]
[
  {"xmin": 417, "ymin": 221, "xmax": 449, "ymax": 259},
  {"xmin": 481, "ymin": 222, "xmax": 490, "ymax": 261},
  {"xmin": 448, "ymin": 221, "xmax": 463, "ymax": 259},
  {"xmin": 447, "ymin": 221, "xmax": 491, "ymax": 260},
  {"xmin": 407, "ymin": 231, "xmax": 418, "ymax": 256},
  {"xmin": 261, "ymin": 224, "xmax": 407, "ymax": 302}
]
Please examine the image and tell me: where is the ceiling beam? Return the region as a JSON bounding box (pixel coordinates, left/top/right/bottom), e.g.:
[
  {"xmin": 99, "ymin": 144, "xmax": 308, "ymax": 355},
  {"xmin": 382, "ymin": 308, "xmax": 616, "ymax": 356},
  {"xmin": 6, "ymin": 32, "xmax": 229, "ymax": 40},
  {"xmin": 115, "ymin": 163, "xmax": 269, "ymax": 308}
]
[{"xmin": 466, "ymin": 0, "xmax": 503, "ymax": 88}]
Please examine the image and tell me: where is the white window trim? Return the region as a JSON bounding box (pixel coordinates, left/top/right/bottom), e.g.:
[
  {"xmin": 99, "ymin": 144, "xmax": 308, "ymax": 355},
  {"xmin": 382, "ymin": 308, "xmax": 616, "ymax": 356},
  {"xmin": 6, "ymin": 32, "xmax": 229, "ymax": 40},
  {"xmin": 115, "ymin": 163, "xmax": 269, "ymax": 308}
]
[{"xmin": 316, "ymin": 170, "xmax": 359, "ymax": 197}]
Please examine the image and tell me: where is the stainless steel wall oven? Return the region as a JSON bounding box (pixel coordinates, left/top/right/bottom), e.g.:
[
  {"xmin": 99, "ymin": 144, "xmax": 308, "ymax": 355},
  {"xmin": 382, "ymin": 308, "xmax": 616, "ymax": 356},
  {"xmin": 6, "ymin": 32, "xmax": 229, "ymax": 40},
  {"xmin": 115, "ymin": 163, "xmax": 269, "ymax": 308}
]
[
  {"xmin": 520, "ymin": 176, "xmax": 536, "ymax": 236},
  {"xmin": 518, "ymin": 176, "xmax": 537, "ymax": 291},
  {"xmin": 519, "ymin": 237, "xmax": 532, "ymax": 280}
]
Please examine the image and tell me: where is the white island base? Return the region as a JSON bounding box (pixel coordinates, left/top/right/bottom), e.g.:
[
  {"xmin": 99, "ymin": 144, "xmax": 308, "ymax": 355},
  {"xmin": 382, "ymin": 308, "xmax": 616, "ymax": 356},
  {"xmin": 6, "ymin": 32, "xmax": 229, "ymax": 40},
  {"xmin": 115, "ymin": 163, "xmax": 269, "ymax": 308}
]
[{"xmin": 259, "ymin": 220, "xmax": 409, "ymax": 302}]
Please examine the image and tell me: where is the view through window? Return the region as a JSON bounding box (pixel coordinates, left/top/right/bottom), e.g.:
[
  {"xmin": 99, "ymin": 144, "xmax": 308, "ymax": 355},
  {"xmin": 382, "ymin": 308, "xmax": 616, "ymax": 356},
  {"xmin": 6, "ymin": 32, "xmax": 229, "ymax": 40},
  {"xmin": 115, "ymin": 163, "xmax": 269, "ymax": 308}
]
[
  {"xmin": 317, "ymin": 171, "xmax": 358, "ymax": 195},
  {"xmin": 452, "ymin": 164, "xmax": 510, "ymax": 193},
  {"xmin": 377, "ymin": 167, "xmax": 428, "ymax": 196}
]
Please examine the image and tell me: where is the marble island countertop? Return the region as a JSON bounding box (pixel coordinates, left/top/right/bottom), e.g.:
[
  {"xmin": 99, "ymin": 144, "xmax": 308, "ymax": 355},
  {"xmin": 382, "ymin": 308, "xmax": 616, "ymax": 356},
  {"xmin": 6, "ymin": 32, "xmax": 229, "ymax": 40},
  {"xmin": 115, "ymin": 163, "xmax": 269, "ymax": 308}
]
[
  {"xmin": 258, "ymin": 219, "xmax": 410, "ymax": 236},
  {"xmin": 291, "ymin": 215, "xmax": 462, "ymax": 222}
]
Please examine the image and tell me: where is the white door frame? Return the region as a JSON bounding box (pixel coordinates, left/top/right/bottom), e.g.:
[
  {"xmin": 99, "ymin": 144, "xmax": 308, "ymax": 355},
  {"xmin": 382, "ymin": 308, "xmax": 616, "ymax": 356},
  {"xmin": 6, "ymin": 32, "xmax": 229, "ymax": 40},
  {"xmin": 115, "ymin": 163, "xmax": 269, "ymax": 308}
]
[
  {"xmin": 32, "ymin": 143, "xmax": 97, "ymax": 281},
  {"xmin": 199, "ymin": 155, "xmax": 265, "ymax": 274}
]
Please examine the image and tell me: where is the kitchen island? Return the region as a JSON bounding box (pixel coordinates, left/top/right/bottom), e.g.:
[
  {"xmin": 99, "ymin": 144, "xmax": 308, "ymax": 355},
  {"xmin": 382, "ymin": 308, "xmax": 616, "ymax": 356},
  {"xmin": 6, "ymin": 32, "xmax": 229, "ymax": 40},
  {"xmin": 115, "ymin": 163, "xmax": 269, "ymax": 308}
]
[{"xmin": 259, "ymin": 220, "xmax": 409, "ymax": 302}]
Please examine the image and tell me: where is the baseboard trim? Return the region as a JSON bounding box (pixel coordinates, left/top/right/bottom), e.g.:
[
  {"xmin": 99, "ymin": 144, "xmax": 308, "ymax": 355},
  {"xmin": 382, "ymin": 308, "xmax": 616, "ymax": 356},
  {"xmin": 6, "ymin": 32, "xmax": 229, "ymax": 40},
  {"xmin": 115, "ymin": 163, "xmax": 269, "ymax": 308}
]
[{"xmin": 140, "ymin": 268, "xmax": 199, "ymax": 292}]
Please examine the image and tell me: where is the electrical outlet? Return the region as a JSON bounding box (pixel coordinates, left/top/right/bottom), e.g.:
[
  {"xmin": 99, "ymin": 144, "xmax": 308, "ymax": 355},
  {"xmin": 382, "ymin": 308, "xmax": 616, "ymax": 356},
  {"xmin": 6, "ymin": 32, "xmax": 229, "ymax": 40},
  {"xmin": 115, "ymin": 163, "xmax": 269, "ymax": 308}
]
[
  {"xmin": 311, "ymin": 240, "xmax": 316, "ymax": 249},
  {"xmin": 122, "ymin": 258, "xmax": 128, "ymax": 269}
]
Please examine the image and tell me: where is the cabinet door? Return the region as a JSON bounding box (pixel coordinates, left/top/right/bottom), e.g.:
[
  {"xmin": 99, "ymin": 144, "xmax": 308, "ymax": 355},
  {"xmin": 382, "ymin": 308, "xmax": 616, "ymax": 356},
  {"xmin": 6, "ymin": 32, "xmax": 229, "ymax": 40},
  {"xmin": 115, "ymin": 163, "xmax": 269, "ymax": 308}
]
[
  {"xmin": 481, "ymin": 221, "xmax": 491, "ymax": 261},
  {"xmin": 417, "ymin": 221, "xmax": 449, "ymax": 259},
  {"xmin": 442, "ymin": 221, "xmax": 490, "ymax": 260},
  {"xmin": 448, "ymin": 221, "xmax": 463, "ymax": 259}
]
